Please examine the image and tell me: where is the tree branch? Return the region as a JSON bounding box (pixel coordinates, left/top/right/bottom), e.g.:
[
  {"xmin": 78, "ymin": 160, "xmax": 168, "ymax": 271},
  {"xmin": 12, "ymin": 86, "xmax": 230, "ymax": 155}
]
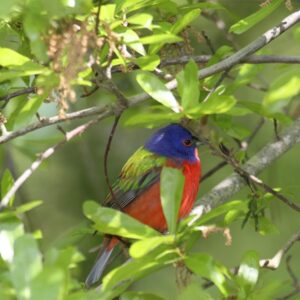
[
  {"xmin": 0, "ymin": 114, "xmax": 106, "ymax": 210},
  {"xmin": 159, "ymin": 54, "xmax": 300, "ymax": 67},
  {"xmin": 260, "ymin": 229, "xmax": 300, "ymax": 270},
  {"xmin": 1, "ymin": 10, "xmax": 300, "ymax": 145},
  {"xmin": 191, "ymin": 117, "xmax": 300, "ymax": 219}
]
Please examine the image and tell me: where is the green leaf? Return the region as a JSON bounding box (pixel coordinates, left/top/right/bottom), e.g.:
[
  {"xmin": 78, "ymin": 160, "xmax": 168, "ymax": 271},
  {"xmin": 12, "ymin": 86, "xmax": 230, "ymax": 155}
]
[
  {"xmin": 192, "ymin": 200, "xmax": 248, "ymax": 227},
  {"xmin": 30, "ymin": 268, "xmax": 64, "ymax": 300},
  {"xmin": 187, "ymin": 95, "xmax": 236, "ymax": 117},
  {"xmin": 129, "ymin": 235, "xmax": 175, "ymax": 258},
  {"xmin": 0, "ymin": 24, "xmax": 21, "ymax": 50},
  {"xmin": 160, "ymin": 167, "xmax": 185, "ymax": 234},
  {"xmin": 120, "ymin": 29, "xmax": 146, "ymax": 55},
  {"xmin": 150, "ymin": 9, "xmax": 200, "ymax": 54},
  {"xmin": 136, "ymin": 71, "xmax": 181, "ymax": 112},
  {"xmin": 83, "ymin": 201, "xmax": 159, "ymax": 240},
  {"xmin": 237, "ymin": 250, "xmax": 260, "ymax": 294},
  {"xmin": 177, "ymin": 60, "xmax": 199, "ymax": 110},
  {"xmin": 134, "ymin": 55, "xmax": 160, "ymax": 71},
  {"xmin": 263, "ymin": 69, "xmax": 300, "ymax": 105},
  {"xmin": 185, "ymin": 253, "xmax": 229, "ymax": 296},
  {"xmin": 0, "ymin": 48, "xmax": 30, "ymax": 66},
  {"xmin": 127, "ymin": 13, "xmax": 153, "ymax": 29},
  {"xmin": 102, "ymin": 249, "xmax": 179, "ymax": 291},
  {"xmin": 171, "ymin": 9, "xmax": 200, "ymax": 35},
  {"xmin": 229, "ymin": 0, "xmax": 284, "ymax": 34},
  {"xmin": 137, "ymin": 33, "xmax": 182, "ymax": 45},
  {"xmin": 15, "ymin": 200, "xmax": 43, "ymax": 215},
  {"xmin": 10, "ymin": 234, "xmax": 43, "ymax": 300},
  {"xmin": 1, "ymin": 169, "xmax": 14, "ymax": 207},
  {"xmin": 0, "ymin": 221, "xmax": 24, "ymax": 263},
  {"xmin": 257, "ymin": 217, "xmax": 279, "ymax": 236},
  {"xmin": 13, "ymin": 95, "xmax": 44, "ymax": 125}
]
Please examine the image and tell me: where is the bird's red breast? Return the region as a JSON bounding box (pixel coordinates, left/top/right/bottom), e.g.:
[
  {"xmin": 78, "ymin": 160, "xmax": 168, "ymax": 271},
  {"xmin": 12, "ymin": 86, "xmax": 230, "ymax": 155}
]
[{"xmin": 123, "ymin": 149, "xmax": 201, "ymax": 232}]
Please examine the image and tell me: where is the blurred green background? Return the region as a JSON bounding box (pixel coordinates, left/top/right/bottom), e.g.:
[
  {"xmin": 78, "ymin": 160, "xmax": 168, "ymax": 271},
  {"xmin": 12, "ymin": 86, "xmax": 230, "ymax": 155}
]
[{"xmin": 2, "ymin": 1, "xmax": 300, "ymax": 298}]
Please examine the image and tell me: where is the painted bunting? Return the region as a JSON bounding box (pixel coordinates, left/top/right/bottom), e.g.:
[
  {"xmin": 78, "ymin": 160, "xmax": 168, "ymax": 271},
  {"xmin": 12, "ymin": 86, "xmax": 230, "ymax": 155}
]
[{"xmin": 85, "ymin": 124, "xmax": 201, "ymax": 287}]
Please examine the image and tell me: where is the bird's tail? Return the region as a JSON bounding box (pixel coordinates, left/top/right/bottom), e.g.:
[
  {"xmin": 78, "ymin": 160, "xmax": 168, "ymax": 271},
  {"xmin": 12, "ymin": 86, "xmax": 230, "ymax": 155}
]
[{"xmin": 85, "ymin": 237, "xmax": 118, "ymax": 288}]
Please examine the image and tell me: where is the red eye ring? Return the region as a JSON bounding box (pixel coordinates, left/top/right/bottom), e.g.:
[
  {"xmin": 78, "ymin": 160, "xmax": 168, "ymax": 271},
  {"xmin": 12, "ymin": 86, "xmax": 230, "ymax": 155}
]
[{"xmin": 182, "ymin": 139, "xmax": 192, "ymax": 147}]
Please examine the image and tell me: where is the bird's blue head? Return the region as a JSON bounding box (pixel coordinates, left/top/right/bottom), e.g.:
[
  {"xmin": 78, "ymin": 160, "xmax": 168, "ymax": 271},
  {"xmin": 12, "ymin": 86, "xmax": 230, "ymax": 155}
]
[{"xmin": 144, "ymin": 124, "xmax": 200, "ymax": 163}]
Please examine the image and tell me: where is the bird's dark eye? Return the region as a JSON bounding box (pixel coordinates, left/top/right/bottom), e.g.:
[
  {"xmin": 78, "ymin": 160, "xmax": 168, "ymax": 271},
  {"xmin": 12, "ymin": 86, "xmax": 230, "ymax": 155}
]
[{"xmin": 182, "ymin": 139, "xmax": 192, "ymax": 147}]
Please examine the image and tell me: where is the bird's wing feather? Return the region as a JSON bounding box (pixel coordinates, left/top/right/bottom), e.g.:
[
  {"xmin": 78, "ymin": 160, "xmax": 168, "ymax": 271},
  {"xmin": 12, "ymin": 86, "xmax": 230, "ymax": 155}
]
[{"xmin": 104, "ymin": 147, "xmax": 166, "ymax": 209}]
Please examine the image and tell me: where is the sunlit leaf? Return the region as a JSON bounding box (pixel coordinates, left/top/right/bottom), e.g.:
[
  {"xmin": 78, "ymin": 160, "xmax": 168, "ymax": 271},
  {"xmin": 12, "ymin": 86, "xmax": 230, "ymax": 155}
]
[
  {"xmin": 83, "ymin": 201, "xmax": 159, "ymax": 240},
  {"xmin": 134, "ymin": 55, "xmax": 160, "ymax": 71},
  {"xmin": 160, "ymin": 167, "xmax": 185, "ymax": 234},
  {"xmin": 171, "ymin": 9, "xmax": 200, "ymax": 34},
  {"xmin": 264, "ymin": 69, "xmax": 300, "ymax": 105},
  {"xmin": 137, "ymin": 33, "xmax": 182, "ymax": 45},
  {"xmin": 1, "ymin": 169, "xmax": 14, "ymax": 207},
  {"xmin": 150, "ymin": 9, "xmax": 200, "ymax": 54},
  {"xmin": 192, "ymin": 200, "xmax": 248, "ymax": 227},
  {"xmin": 237, "ymin": 250, "xmax": 260, "ymax": 294},
  {"xmin": 229, "ymin": 0, "xmax": 284, "ymax": 34},
  {"xmin": 186, "ymin": 95, "xmax": 236, "ymax": 117},
  {"xmin": 120, "ymin": 29, "xmax": 146, "ymax": 55},
  {"xmin": 185, "ymin": 253, "xmax": 229, "ymax": 296},
  {"xmin": 102, "ymin": 249, "xmax": 179, "ymax": 291},
  {"xmin": 129, "ymin": 235, "xmax": 175, "ymax": 258},
  {"xmin": 127, "ymin": 13, "xmax": 153, "ymax": 29},
  {"xmin": 177, "ymin": 60, "xmax": 199, "ymax": 110},
  {"xmin": 10, "ymin": 234, "xmax": 43, "ymax": 300},
  {"xmin": 15, "ymin": 200, "xmax": 43, "ymax": 215},
  {"xmin": 136, "ymin": 71, "xmax": 181, "ymax": 112},
  {"xmin": 0, "ymin": 221, "xmax": 24, "ymax": 263}
]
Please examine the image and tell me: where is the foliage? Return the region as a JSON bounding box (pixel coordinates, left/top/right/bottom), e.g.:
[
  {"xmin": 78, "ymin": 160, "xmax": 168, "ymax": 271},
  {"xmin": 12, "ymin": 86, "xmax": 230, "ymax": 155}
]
[{"xmin": 0, "ymin": 0, "xmax": 300, "ymax": 299}]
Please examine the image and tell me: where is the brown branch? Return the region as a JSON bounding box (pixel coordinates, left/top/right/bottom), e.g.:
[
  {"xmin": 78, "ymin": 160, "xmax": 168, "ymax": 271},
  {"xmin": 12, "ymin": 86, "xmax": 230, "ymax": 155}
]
[
  {"xmin": 205, "ymin": 140, "xmax": 300, "ymax": 213},
  {"xmin": 201, "ymin": 161, "xmax": 227, "ymax": 182},
  {"xmin": 1, "ymin": 11, "xmax": 300, "ymax": 146},
  {"xmin": 160, "ymin": 54, "xmax": 300, "ymax": 67},
  {"xmin": 95, "ymin": 0, "xmax": 102, "ymax": 35},
  {"xmin": 277, "ymin": 256, "xmax": 300, "ymax": 300},
  {"xmin": 0, "ymin": 105, "xmax": 114, "ymax": 144},
  {"xmin": 260, "ymin": 229, "xmax": 300, "ymax": 270},
  {"xmin": 103, "ymin": 114, "xmax": 122, "ymax": 206},
  {"xmin": 0, "ymin": 87, "xmax": 36, "ymax": 108},
  {"xmin": 0, "ymin": 113, "xmax": 107, "ymax": 210}
]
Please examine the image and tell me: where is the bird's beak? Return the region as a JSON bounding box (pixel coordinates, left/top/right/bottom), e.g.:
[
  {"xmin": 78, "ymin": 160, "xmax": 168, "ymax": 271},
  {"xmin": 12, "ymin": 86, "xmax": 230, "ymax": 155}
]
[{"xmin": 192, "ymin": 135, "xmax": 207, "ymax": 147}]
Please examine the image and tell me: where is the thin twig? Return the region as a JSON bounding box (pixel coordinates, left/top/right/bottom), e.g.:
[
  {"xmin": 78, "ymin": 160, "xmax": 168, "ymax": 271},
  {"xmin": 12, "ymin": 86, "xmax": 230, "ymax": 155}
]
[
  {"xmin": 0, "ymin": 87, "xmax": 36, "ymax": 108},
  {"xmin": 246, "ymin": 118, "xmax": 265, "ymax": 144},
  {"xmin": 1, "ymin": 11, "xmax": 300, "ymax": 146},
  {"xmin": 201, "ymin": 161, "xmax": 227, "ymax": 182},
  {"xmin": 201, "ymin": 30, "xmax": 215, "ymax": 54},
  {"xmin": 0, "ymin": 115, "xmax": 106, "ymax": 210},
  {"xmin": 159, "ymin": 54, "xmax": 300, "ymax": 67},
  {"xmin": 206, "ymin": 140, "xmax": 300, "ymax": 213},
  {"xmin": 260, "ymin": 229, "xmax": 300, "ymax": 270},
  {"xmin": 95, "ymin": 0, "xmax": 102, "ymax": 35},
  {"xmin": 277, "ymin": 255, "xmax": 300, "ymax": 299},
  {"xmin": 190, "ymin": 116, "xmax": 300, "ymax": 222},
  {"xmin": 103, "ymin": 114, "xmax": 122, "ymax": 205},
  {"xmin": 203, "ymin": 68, "xmax": 231, "ymax": 102}
]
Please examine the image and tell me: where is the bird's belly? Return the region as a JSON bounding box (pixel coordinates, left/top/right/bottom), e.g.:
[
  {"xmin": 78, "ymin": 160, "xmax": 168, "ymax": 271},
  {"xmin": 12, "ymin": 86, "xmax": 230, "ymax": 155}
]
[
  {"xmin": 123, "ymin": 161, "xmax": 201, "ymax": 232},
  {"xmin": 123, "ymin": 182, "xmax": 167, "ymax": 232}
]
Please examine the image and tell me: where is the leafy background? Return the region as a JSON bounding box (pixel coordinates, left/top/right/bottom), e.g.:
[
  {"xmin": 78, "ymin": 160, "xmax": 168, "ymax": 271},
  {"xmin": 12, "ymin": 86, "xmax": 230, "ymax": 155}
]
[{"xmin": 1, "ymin": 0, "xmax": 300, "ymax": 299}]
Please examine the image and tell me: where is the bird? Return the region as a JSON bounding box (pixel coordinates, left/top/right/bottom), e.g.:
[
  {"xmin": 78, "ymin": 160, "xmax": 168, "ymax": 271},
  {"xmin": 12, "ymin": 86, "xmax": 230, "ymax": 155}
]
[{"xmin": 85, "ymin": 123, "xmax": 202, "ymax": 287}]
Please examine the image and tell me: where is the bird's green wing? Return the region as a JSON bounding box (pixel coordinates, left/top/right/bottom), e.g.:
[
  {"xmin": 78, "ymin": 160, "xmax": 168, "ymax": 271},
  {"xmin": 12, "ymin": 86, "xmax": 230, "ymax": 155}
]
[{"xmin": 104, "ymin": 147, "xmax": 166, "ymax": 209}]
